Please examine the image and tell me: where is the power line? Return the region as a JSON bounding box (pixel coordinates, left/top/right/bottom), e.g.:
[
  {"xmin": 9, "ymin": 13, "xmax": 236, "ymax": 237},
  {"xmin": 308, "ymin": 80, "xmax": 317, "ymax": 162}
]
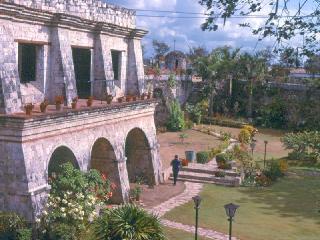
[{"xmin": 135, "ymin": 14, "xmax": 314, "ymax": 19}]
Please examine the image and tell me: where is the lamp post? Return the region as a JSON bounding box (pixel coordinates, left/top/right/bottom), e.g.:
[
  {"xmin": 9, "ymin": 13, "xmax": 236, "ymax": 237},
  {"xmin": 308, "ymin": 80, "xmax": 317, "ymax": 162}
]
[
  {"xmin": 264, "ymin": 140, "xmax": 268, "ymax": 168},
  {"xmin": 250, "ymin": 140, "xmax": 256, "ymax": 157},
  {"xmin": 193, "ymin": 195, "xmax": 202, "ymax": 240},
  {"xmin": 224, "ymin": 203, "xmax": 240, "ymax": 240}
]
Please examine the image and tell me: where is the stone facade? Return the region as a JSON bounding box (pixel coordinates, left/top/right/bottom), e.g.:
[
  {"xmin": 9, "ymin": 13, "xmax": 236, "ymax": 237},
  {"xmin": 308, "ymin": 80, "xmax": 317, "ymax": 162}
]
[
  {"xmin": 0, "ymin": 0, "xmax": 163, "ymax": 221},
  {"xmin": 0, "ymin": 0, "xmax": 147, "ymax": 111}
]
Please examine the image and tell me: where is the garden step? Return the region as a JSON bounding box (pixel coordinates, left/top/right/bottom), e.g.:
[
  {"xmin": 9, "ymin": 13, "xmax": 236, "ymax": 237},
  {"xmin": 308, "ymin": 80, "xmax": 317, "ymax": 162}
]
[{"xmin": 169, "ymin": 171, "xmax": 241, "ymax": 187}]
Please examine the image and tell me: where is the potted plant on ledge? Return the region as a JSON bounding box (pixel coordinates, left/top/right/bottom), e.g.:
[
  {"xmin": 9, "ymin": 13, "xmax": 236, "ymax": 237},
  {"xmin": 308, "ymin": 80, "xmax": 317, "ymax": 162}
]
[
  {"xmin": 24, "ymin": 103, "xmax": 34, "ymax": 115},
  {"xmin": 72, "ymin": 97, "xmax": 78, "ymax": 109},
  {"xmin": 117, "ymin": 97, "xmax": 124, "ymax": 103},
  {"xmin": 126, "ymin": 95, "xmax": 133, "ymax": 102},
  {"xmin": 106, "ymin": 94, "xmax": 113, "ymax": 104},
  {"xmin": 87, "ymin": 96, "xmax": 93, "ymax": 107},
  {"xmin": 40, "ymin": 99, "xmax": 49, "ymax": 113},
  {"xmin": 55, "ymin": 96, "xmax": 64, "ymax": 111}
]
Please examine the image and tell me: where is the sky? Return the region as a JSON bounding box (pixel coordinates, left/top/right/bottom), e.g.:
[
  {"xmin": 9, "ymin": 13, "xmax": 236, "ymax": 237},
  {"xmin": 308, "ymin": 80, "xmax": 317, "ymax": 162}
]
[{"xmin": 106, "ymin": 0, "xmax": 314, "ymax": 58}]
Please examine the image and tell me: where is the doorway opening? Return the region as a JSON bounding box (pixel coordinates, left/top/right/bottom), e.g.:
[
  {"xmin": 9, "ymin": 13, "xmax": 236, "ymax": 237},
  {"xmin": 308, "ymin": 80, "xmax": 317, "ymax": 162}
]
[{"xmin": 72, "ymin": 48, "xmax": 91, "ymax": 98}]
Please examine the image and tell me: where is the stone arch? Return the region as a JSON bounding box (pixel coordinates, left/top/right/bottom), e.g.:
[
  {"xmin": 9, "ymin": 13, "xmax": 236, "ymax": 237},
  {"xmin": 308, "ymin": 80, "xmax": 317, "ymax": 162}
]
[
  {"xmin": 125, "ymin": 128, "xmax": 155, "ymax": 185},
  {"xmin": 90, "ymin": 138, "xmax": 123, "ymax": 203},
  {"xmin": 48, "ymin": 146, "xmax": 79, "ymax": 177}
]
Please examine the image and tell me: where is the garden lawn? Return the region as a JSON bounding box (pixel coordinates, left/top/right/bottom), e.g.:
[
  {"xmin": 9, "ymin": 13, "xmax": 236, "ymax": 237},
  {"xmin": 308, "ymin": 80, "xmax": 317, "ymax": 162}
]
[
  {"xmin": 164, "ymin": 174, "xmax": 320, "ymax": 240},
  {"xmin": 164, "ymin": 227, "xmax": 210, "ymax": 240}
]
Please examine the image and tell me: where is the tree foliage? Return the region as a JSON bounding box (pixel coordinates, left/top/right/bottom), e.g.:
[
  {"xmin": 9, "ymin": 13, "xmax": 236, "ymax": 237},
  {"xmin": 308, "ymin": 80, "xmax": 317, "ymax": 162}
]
[
  {"xmin": 166, "ymin": 100, "xmax": 185, "ymax": 131},
  {"xmin": 199, "ymin": 0, "xmax": 320, "ymax": 55},
  {"xmin": 152, "ymin": 40, "xmax": 170, "ymax": 60}
]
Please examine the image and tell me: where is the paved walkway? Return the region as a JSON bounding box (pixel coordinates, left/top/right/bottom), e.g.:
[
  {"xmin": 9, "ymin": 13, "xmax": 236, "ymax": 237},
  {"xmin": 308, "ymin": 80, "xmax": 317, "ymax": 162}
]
[{"xmin": 147, "ymin": 182, "xmax": 238, "ymax": 240}]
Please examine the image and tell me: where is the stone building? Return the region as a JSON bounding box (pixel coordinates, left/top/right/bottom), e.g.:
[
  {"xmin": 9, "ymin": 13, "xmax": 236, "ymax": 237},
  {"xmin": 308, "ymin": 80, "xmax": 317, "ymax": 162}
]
[{"xmin": 0, "ymin": 0, "xmax": 163, "ymax": 221}]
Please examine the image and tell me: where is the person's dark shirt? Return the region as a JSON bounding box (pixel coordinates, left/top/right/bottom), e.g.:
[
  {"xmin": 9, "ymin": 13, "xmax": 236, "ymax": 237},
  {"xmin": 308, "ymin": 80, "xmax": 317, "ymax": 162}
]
[{"xmin": 171, "ymin": 159, "xmax": 181, "ymax": 172}]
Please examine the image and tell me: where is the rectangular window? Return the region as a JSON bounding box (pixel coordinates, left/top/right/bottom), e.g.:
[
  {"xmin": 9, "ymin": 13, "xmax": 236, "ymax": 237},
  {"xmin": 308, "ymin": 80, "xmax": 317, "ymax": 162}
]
[
  {"xmin": 111, "ymin": 50, "xmax": 121, "ymax": 80},
  {"xmin": 18, "ymin": 44, "xmax": 37, "ymax": 83}
]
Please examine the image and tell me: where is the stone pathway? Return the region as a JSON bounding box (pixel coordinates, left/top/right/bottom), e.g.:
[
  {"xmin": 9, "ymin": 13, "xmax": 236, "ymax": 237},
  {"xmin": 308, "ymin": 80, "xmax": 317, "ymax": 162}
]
[
  {"xmin": 147, "ymin": 182, "xmax": 238, "ymax": 240},
  {"xmin": 148, "ymin": 182, "xmax": 203, "ymax": 217}
]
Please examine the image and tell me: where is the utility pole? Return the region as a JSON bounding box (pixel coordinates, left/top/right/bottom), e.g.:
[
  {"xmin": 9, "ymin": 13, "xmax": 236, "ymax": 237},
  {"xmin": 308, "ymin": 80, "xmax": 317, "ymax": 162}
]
[{"xmin": 174, "ymin": 39, "xmax": 176, "ymax": 51}]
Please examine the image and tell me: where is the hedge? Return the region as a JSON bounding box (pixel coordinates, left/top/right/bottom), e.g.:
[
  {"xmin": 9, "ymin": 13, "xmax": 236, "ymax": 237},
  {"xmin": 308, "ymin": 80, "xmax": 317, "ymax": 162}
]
[{"xmin": 196, "ymin": 151, "xmax": 210, "ymax": 164}]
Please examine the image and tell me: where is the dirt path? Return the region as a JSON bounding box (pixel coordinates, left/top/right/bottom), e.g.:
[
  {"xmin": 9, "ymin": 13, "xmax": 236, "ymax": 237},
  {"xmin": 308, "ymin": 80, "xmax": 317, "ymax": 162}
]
[{"xmin": 158, "ymin": 129, "xmax": 222, "ymax": 169}]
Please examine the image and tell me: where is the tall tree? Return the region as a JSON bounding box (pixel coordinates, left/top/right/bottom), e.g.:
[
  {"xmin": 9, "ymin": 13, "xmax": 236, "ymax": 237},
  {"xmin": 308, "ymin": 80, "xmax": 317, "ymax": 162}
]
[
  {"xmin": 152, "ymin": 40, "xmax": 170, "ymax": 61},
  {"xmin": 199, "ymin": 0, "xmax": 320, "ymax": 56},
  {"xmin": 194, "ymin": 46, "xmax": 241, "ymax": 116},
  {"xmin": 187, "ymin": 45, "xmax": 209, "ymax": 62},
  {"xmin": 238, "ymin": 52, "xmax": 268, "ymax": 120},
  {"xmin": 305, "ymin": 54, "xmax": 320, "ymax": 77},
  {"xmin": 279, "ymin": 47, "xmax": 301, "ymax": 68}
]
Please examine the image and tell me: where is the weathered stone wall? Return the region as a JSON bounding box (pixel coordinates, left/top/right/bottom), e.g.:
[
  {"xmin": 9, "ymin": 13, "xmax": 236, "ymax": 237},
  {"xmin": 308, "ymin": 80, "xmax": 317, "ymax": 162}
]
[
  {"xmin": 0, "ymin": 0, "xmax": 147, "ymax": 113},
  {"xmin": 0, "ymin": 101, "xmax": 163, "ymax": 220},
  {"xmin": 3, "ymin": 0, "xmax": 136, "ymax": 28}
]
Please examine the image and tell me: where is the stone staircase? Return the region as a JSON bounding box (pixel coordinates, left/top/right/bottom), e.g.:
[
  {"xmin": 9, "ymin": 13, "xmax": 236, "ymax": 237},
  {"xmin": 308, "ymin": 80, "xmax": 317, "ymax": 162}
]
[{"xmin": 169, "ymin": 162, "xmax": 242, "ymax": 187}]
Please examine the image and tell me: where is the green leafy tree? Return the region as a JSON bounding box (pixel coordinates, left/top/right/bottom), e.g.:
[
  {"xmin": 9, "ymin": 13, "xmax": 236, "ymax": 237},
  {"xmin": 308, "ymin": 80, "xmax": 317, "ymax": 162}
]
[
  {"xmin": 166, "ymin": 100, "xmax": 185, "ymax": 131},
  {"xmin": 152, "ymin": 40, "xmax": 170, "ymax": 61},
  {"xmin": 194, "ymin": 46, "xmax": 241, "ymax": 116},
  {"xmin": 167, "ymin": 73, "xmax": 176, "ymax": 89},
  {"xmin": 199, "ymin": 0, "xmax": 320, "ymax": 56}
]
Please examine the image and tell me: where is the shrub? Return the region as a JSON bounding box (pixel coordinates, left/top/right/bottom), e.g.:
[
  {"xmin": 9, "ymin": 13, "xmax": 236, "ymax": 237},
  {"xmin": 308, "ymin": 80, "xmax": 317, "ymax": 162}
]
[
  {"xmin": 216, "ymin": 151, "xmax": 234, "ymax": 168},
  {"xmin": 196, "ymin": 151, "xmax": 210, "ymax": 164},
  {"xmin": 219, "ymin": 163, "xmax": 232, "ymax": 170},
  {"xmin": 255, "ymin": 174, "xmax": 272, "ymax": 187},
  {"xmin": 93, "ymin": 204, "xmax": 165, "ymax": 240},
  {"xmin": 39, "ymin": 163, "xmax": 114, "ymax": 240},
  {"xmin": 16, "ymin": 229, "xmax": 32, "ymax": 240},
  {"xmin": 282, "ymin": 131, "xmax": 320, "ymax": 163},
  {"xmin": 0, "ymin": 212, "xmax": 30, "ymax": 240},
  {"xmin": 166, "ymin": 100, "xmax": 185, "ymax": 131},
  {"xmin": 243, "ymin": 125, "xmax": 258, "ymax": 138},
  {"xmin": 238, "ymin": 129, "xmax": 251, "ymax": 144},
  {"xmin": 263, "ymin": 160, "xmax": 283, "ymax": 181},
  {"xmin": 220, "ymin": 131, "xmax": 232, "ymax": 142},
  {"xmin": 209, "ymin": 148, "xmax": 221, "ymax": 159},
  {"xmin": 167, "ymin": 73, "xmax": 176, "ymax": 89},
  {"xmin": 279, "ymin": 159, "xmax": 288, "ymax": 174},
  {"xmin": 214, "ymin": 171, "xmax": 226, "ymax": 178}
]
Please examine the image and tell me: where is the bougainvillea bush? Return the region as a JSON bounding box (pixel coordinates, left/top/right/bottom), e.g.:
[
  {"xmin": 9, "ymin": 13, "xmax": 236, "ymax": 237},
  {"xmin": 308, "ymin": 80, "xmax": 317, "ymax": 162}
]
[{"xmin": 38, "ymin": 163, "xmax": 115, "ymax": 240}]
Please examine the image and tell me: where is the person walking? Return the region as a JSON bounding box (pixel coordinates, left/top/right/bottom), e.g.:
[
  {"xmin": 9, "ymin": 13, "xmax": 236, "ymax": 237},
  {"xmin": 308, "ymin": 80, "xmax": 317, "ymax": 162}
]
[{"xmin": 171, "ymin": 155, "xmax": 181, "ymax": 185}]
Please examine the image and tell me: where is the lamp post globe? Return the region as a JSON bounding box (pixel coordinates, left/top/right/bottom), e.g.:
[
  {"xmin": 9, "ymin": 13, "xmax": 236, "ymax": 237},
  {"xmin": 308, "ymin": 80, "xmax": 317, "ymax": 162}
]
[
  {"xmin": 193, "ymin": 195, "xmax": 202, "ymax": 240},
  {"xmin": 224, "ymin": 203, "xmax": 239, "ymax": 240}
]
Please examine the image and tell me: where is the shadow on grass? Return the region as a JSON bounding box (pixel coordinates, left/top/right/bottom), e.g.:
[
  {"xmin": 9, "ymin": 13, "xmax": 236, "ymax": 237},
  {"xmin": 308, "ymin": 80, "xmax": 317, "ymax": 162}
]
[{"xmin": 237, "ymin": 174, "xmax": 320, "ymax": 224}]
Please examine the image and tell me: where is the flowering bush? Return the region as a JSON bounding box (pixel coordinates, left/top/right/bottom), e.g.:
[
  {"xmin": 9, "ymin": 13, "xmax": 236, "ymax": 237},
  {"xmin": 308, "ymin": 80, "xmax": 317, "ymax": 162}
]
[{"xmin": 38, "ymin": 163, "xmax": 115, "ymax": 240}]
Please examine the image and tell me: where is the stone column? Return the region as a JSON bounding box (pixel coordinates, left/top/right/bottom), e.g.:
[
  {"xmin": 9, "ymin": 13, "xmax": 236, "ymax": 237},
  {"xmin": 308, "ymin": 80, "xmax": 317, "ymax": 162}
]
[
  {"xmin": 0, "ymin": 25, "xmax": 22, "ymax": 114},
  {"xmin": 127, "ymin": 38, "xmax": 145, "ymax": 95},
  {"xmin": 50, "ymin": 27, "xmax": 77, "ymax": 105},
  {"xmin": 116, "ymin": 157, "xmax": 130, "ymax": 203}
]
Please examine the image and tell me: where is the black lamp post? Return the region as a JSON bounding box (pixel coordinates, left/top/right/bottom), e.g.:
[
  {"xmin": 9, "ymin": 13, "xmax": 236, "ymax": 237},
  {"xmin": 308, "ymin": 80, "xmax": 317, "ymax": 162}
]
[
  {"xmin": 264, "ymin": 140, "xmax": 268, "ymax": 168},
  {"xmin": 224, "ymin": 203, "xmax": 239, "ymax": 240},
  {"xmin": 193, "ymin": 195, "xmax": 202, "ymax": 240},
  {"xmin": 250, "ymin": 140, "xmax": 256, "ymax": 157}
]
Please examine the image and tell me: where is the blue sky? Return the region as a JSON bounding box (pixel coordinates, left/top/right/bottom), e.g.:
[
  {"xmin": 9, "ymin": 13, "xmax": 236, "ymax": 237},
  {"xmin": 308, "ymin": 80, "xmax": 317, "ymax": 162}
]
[{"xmin": 106, "ymin": 0, "xmax": 314, "ymax": 57}]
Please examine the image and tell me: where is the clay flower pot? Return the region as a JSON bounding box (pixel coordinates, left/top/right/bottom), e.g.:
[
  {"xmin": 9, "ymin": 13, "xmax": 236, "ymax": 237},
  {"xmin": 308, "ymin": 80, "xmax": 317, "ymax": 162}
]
[
  {"xmin": 117, "ymin": 97, "xmax": 124, "ymax": 103},
  {"xmin": 106, "ymin": 95, "xmax": 113, "ymax": 104},
  {"xmin": 24, "ymin": 104, "xmax": 34, "ymax": 116},
  {"xmin": 40, "ymin": 100, "xmax": 49, "ymax": 113},
  {"xmin": 87, "ymin": 97, "xmax": 94, "ymax": 107},
  {"xmin": 55, "ymin": 103, "xmax": 62, "ymax": 111},
  {"xmin": 71, "ymin": 102, "xmax": 77, "ymax": 109},
  {"xmin": 133, "ymin": 96, "xmax": 137, "ymax": 101},
  {"xmin": 126, "ymin": 96, "xmax": 133, "ymax": 102},
  {"xmin": 140, "ymin": 94, "xmax": 146, "ymax": 100}
]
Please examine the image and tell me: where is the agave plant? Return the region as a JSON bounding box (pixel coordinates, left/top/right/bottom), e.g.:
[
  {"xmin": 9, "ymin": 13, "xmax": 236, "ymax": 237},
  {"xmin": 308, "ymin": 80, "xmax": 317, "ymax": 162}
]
[{"xmin": 93, "ymin": 204, "xmax": 165, "ymax": 240}]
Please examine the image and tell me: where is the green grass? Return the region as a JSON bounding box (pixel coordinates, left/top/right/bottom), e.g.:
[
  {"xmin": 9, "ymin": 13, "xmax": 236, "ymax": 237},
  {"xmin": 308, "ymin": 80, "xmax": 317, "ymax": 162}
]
[
  {"xmin": 164, "ymin": 175, "xmax": 320, "ymax": 240},
  {"xmin": 164, "ymin": 227, "xmax": 210, "ymax": 240}
]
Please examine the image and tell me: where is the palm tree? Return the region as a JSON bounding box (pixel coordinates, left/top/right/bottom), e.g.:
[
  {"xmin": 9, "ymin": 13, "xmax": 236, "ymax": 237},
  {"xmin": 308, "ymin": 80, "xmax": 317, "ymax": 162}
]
[
  {"xmin": 238, "ymin": 52, "xmax": 268, "ymax": 121},
  {"xmin": 194, "ymin": 46, "xmax": 241, "ymax": 116}
]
